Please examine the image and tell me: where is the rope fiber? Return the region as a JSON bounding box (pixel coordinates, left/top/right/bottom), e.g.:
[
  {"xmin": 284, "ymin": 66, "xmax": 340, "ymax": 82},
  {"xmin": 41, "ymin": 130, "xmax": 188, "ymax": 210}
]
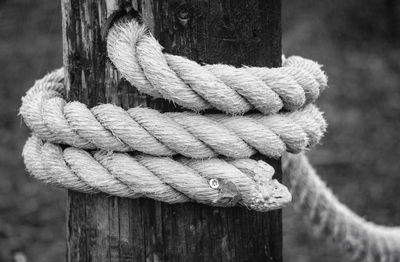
[
  {"xmin": 19, "ymin": 17, "xmax": 400, "ymax": 262},
  {"xmin": 283, "ymin": 154, "xmax": 400, "ymax": 262},
  {"xmin": 20, "ymin": 69, "xmax": 326, "ymax": 159}
]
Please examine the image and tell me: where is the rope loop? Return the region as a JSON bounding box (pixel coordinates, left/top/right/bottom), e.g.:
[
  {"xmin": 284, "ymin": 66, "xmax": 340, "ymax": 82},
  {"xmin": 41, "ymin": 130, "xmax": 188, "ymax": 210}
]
[
  {"xmin": 107, "ymin": 19, "xmax": 327, "ymax": 114},
  {"xmin": 20, "ymin": 70, "xmax": 327, "ymax": 159},
  {"xmin": 19, "ymin": 16, "xmax": 400, "ymax": 262},
  {"xmin": 19, "ymin": 18, "xmax": 329, "ymax": 211}
]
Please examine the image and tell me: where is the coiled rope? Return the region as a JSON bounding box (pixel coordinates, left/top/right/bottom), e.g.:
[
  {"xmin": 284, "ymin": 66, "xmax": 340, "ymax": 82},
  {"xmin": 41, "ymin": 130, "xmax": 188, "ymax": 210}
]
[
  {"xmin": 107, "ymin": 19, "xmax": 327, "ymax": 114},
  {"xmin": 23, "ymin": 136, "xmax": 292, "ymax": 211},
  {"xmin": 19, "ymin": 18, "xmax": 400, "ymax": 261},
  {"xmin": 20, "ymin": 68, "xmax": 326, "ymax": 159}
]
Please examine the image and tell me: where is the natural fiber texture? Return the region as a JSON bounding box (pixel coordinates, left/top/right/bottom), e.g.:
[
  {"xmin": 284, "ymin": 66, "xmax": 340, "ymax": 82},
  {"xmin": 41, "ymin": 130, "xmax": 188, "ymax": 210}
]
[
  {"xmin": 283, "ymin": 153, "xmax": 400, "ymax": 262},
  {"xmin": 107, "ymin": 20, "xmax": 327, "ymax": 114},
  {"xmin": 20, "ymin": 70, "xmax": 327, "ymax": 159},
  {"xmin": 19, "ymin": 17, "xmax": 400, "ymax": 261},
  {"xmin": 23, "ymin": 135, "xmax": 291, "ymax": 211}
]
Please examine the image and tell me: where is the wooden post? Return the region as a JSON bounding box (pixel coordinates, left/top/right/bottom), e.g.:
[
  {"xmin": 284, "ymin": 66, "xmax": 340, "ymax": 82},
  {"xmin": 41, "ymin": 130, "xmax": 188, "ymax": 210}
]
[{"xmin": 62, "ymin": 0, "xmax": 282, "ymax": 261}]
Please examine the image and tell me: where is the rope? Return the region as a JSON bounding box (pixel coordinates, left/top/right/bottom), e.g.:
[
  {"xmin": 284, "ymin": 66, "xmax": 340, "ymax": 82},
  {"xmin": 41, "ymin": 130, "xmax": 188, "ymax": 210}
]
[
  {"xmin": 107, "ymin": 19, "xmax": 327, "ymax": 114},
  {"xmin": 23, "ymin": 135, "xmax": 291, "ymax": 212},
  {"xmin": 20, "ymin": 70, "xmax": 326, "ymax": 159},
  {"xmin": 283, "ymin": 153, "xmax": 400, "ymax": 262},
  {"xmin": 18, "ymin": 17, "xmax": 400, "ymax": 261}
]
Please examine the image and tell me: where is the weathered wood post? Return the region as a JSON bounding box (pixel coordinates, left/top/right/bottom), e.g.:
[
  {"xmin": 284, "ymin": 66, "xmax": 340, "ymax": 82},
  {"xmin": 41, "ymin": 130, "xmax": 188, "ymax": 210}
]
[{"xmin": 62, "ymin": 0, "xmax": 282, "ymax": 261}]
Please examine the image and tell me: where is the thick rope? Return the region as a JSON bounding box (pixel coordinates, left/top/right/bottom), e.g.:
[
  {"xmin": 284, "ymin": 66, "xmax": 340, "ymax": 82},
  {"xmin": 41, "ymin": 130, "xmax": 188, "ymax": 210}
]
[
  {"xmin": 18, "ymin": 17, "xmax": 400, "ymax": 261},
  {"xmin": 107, "ymin": 19, "xmax": 327, "ymax": 115},
  {"xmin": 19, "ymin": 70, "xmax": 327, "ymax": 159},
  {"xmin": 23, "ymin": 135, "xmax": 291, "ymax": 212},
  {"xmin": 283, "ymin": 153, "xmax": 400, "ymax": 262}
]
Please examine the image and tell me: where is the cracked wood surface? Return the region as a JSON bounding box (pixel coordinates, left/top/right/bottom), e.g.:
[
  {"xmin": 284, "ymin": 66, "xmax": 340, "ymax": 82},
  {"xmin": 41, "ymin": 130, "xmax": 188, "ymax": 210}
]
[{"xmin": 63, "ymin": 0, "xmax": 282, "ymax": 261}]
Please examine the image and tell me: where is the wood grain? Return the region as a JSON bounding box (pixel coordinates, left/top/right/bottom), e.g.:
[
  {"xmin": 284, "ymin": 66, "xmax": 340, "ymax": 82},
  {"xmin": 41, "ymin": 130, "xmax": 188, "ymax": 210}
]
[{"xmin": 62, "ymin": 0, "xmax": 282, "ymax": 261}]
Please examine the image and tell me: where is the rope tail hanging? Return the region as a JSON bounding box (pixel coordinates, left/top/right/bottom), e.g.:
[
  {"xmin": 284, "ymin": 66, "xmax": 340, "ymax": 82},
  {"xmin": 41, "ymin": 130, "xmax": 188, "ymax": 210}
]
[
  {"xmin": 283, "ymin": 154, "xmax": 400, "ymax": 262},
  {"xmin": 19, "ymin": 15, "xmax": 400, "ymax": 262}
]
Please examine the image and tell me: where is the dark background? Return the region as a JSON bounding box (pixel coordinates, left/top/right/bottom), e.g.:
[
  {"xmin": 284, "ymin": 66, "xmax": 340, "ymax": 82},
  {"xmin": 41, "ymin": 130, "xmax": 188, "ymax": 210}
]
[{"xmin": 1, "ymin": 0, "xmax": 399, "ymax": 261}]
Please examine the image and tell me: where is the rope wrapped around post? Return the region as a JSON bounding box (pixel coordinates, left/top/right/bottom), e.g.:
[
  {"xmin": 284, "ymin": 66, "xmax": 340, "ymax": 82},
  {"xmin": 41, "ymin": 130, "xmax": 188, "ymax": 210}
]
[
  {"xmin": 107, "ymin": 19, "xmax": 327, "ymax": 114},
  {"xmin": 20, "ymin": 69, "xmax": 326, "ymax": 159},
  {"xmin": 23, "ymin": 135, "xmax": 291, "ymax": 212},
  {"xmin": 19, "ymin": 16, "xmax": 400, "ymax": 262}
]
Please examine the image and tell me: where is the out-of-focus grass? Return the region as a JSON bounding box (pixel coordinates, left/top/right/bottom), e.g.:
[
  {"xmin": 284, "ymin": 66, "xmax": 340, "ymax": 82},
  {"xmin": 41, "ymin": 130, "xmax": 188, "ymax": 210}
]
[
  {"xmin": 0, "ymin": 0, "xmax": 399, "ymax": 261},
  {"xmin": 0, "ymin": 1, "xmax": 65, "ymax": 261}
]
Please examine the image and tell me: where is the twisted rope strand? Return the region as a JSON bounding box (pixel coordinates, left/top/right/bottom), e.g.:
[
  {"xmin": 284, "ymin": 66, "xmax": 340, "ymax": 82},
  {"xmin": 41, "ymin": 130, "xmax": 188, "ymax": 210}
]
[
  {"xmin": 283, "ymin": 153, "xmax": 400, "ymax": 262},
  {"xmin": 107, "ymin": 19, "xmax": 327, "ymax": 114},
  {"xmin": 23, "ymin": 135, "xmax": 291, "ymax": 211},
  {"xmin": 18, "ymin": 14, "xmax": 400, "ymax": 261},
  {"xmin": 20, "ymin": 70, "xmax": 327, "ymax": 159}
]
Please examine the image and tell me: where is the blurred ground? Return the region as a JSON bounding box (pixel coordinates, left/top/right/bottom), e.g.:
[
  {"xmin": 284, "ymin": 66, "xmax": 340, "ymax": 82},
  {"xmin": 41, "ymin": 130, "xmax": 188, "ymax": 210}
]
[
  {"xmin": 0, "ymin": 0, "xmax": 399, "ymax": 261},
  {"xmin": 283, "ymin": 1, "xmax": 400, "ymax": 261}
]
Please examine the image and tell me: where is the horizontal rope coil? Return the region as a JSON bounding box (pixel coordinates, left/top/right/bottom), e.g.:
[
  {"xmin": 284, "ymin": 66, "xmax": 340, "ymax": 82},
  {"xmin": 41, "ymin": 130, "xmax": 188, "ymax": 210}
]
[
  {"xmin": 23, "ymin": 135, "xmax": 291, "ymax": 211},
  {"xmin": 107, "ymin": 20, "xmax": 327, "ymax": 115},
  {"xmin": 20, "ymin": 69, "xmax": 327, "ymax": 159}
]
